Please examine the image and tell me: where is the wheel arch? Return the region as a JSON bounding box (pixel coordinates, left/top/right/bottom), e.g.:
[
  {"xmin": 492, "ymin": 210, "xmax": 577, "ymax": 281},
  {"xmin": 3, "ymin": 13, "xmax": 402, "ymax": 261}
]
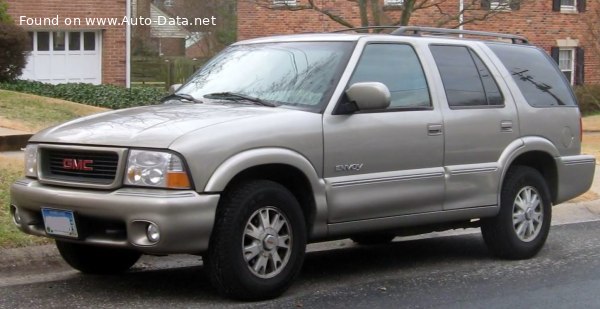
[
  {"xmin": 500, "ymin": 137, "xmax": 559, "ymax": 204},
  {"xmin": 204, "ymin": 148, "xmax": 328, "ymax": 239}
]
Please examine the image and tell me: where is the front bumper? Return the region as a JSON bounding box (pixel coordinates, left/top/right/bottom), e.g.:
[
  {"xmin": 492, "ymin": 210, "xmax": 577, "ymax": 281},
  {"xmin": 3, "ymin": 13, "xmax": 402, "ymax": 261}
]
[{"xmin": 10, "ymin": 178, "xmax": 219, "ymax": 255}]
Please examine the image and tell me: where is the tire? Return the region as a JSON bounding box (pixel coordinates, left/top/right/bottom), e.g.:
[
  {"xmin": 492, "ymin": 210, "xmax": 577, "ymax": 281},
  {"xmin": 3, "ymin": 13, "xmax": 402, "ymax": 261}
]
[
  {"xmin": 351, "ymin": 234, "xmax": 395, "ymax": 245},
  {"xmin": 56, "ymin": 240, "xmax": 141, "ymax": 274},
  {"xmin": 481, "ymin": 166, "xmax": 552, "ymax": 260},
  {"xmin": 206, "ymin": 180, "xmax": 306, "ymax": 301}
]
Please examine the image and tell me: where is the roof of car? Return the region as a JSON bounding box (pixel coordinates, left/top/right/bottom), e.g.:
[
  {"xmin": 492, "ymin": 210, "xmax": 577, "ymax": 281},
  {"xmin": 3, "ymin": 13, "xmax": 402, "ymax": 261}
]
[{"xmin": 234, "ymin": 27, "xmax": 529, "ymax": 46}]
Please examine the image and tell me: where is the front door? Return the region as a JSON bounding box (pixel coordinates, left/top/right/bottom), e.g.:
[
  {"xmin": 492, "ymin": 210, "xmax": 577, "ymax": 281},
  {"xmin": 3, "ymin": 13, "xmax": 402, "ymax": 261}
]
[{"xmin": 323, "ymin": 43, "xmax": 445, "ymax": 223}]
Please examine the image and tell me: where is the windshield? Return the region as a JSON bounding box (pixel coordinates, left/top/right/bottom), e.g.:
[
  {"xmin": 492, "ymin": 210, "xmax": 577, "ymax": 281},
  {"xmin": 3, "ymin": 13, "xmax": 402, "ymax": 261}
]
[{"xmin": 177, "ymin": 41, "xmax": 354, "ymax": 112}]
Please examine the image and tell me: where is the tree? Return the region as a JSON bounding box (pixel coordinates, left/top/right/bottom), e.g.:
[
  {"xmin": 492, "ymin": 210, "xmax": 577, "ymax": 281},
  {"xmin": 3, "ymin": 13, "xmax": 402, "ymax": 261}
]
[
  {"xmin": 0, "ymin": 1, "xmax": 28, "ymax": 82},
  {"xmin": 254, "ymin": 0, "xmax": 522, "ymax": 29},
  {"xmin": 0, "ymin": 0, "xmax": 11, "ymax": 23}
]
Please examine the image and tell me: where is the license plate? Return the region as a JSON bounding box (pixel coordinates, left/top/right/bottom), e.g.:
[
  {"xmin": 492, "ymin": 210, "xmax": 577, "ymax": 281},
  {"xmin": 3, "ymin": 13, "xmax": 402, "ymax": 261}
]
[{"xmin": 41, "ymin": 208, "xmax": 78, "ymax": 238}]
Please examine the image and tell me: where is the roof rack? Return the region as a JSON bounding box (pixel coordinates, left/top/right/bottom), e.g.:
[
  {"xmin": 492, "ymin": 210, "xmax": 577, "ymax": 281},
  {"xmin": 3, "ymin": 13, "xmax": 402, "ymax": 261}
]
[{"xmin": 331, "ymin": 26, "xmax": 529, "ymax": 44}]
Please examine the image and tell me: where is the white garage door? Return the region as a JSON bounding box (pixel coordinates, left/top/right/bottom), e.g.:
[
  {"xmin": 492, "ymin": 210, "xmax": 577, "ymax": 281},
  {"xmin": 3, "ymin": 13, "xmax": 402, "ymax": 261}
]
[{"xmin": 21, "ymin": 31, "xmax": 102, "ymax": 85}]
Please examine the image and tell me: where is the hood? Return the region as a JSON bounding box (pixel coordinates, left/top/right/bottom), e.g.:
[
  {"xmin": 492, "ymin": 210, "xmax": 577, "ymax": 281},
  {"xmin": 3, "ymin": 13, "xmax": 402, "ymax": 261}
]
[{"xmin": 30, "ymin": 103, "xmax": 296, "ymax": 148}]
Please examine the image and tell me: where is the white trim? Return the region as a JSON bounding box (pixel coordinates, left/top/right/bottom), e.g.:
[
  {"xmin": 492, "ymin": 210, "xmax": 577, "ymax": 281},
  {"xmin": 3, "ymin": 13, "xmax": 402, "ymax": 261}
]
[
  {"xmin": 272, "ymin": 0, "xmax": 297, "ymax": 6},
  {"xmin": 560, "ymin": 0, "xmax": 577, "ymax": 12},
  {"xmin": 384, "ymin": 0, "xmax": 404, "ymax": 5},
  {"xmin": 558, "ymin": 48, "xmax": 575, "ymax": 86},
  {"xmin": 490, "ymin": 0, "xmax": 512, "ymax": 11}
]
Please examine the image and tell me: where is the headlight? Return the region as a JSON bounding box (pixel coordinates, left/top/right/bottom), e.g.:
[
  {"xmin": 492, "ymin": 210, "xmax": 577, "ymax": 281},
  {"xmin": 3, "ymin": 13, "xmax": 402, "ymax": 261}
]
[
  {"xmin": 24, "ymin": 144, "xmax": 38, "ymax": 178},
  {"xmin": 124, "ymin": 150, "xmax": 191, "ymax": 189}
]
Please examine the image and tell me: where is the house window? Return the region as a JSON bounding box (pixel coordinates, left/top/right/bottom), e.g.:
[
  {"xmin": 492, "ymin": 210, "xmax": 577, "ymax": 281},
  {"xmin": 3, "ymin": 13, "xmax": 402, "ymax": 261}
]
[
  {"xmin": 490, "ymin": 0, "xmax": 510, "ymax": 10},
  {"xmin": 384, "ymin": 0, "xmax": 404, "ymax": 5},
  {"xmin": 163, "ymin": 0, "xmax": 174, "ymax": 7},
  {"xmin": 553, "ymin": 0, "xmax": 584, "ymax": 12},
  {"xmin": 561, "ymin": 0, "xmax": 576, "ymax": 9},
  {"xmin": 272, "ymin": 0, "xmax": 297, "ymax": 6},
  {"xmin": 558, "ymin": 48, "xmax": 575, "ymax": 85}
]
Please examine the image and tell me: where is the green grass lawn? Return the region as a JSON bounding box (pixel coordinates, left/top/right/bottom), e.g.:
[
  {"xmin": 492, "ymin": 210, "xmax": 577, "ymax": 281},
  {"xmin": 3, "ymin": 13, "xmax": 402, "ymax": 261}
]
[
  {"xmin": 0, "ymin": 156, "xmax": 50, "ymax": 248},
  {"xmin": 0, "ymin": 89, "xmax": 107, "ymax": 132}
]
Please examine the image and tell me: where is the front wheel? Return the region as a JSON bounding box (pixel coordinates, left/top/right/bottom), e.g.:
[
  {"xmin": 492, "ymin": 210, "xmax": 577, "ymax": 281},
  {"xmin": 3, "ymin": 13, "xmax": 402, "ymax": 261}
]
[
  {"xmin": 56, "ymin": 240, "xmax": 141, "ymax": 274},
  {"xmin": 481, "ymin": 166, "xmax": 552, "ymax": 260},
  {"xmin": 206, "ymin": 180, "xmax": 306, "ymax": 300}
]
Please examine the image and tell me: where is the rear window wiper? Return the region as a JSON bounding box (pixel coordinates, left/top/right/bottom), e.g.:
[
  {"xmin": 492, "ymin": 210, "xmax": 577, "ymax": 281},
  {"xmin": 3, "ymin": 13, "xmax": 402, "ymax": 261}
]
[
  {"xmin": 161, "ymin": 93, "xmax": 203, "ymax": 104},
  {"xmin": 203, "ymin": 92, "xmax": 279, "ymax": 107}
]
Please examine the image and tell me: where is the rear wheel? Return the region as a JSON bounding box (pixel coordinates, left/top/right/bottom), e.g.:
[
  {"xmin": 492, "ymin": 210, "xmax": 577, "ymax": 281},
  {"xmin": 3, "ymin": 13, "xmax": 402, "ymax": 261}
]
[
  {"xmin": 56, "ymin": 240, "xmax": 141, "ymax": 274},
  {"xmin": 481, "ymin": 166, "xmax": 552, "ymax": 260},
  {"xmin": 206, "ymin": 180, "xmax": 306, "ymax": 300}
]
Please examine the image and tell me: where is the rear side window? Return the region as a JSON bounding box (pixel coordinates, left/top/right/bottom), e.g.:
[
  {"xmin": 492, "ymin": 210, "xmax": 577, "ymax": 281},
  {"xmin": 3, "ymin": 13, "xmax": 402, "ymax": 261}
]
[
  {"xmin": 349, "ymin": 43, "xmax": 431, "ymax": 109},
  {"xmin": 487, "ymin": 44, "xmax": 576, "ymax": 107},
  {"xmin": 430, "ymin": 45, "xmax": 503, "ymax": 107}
]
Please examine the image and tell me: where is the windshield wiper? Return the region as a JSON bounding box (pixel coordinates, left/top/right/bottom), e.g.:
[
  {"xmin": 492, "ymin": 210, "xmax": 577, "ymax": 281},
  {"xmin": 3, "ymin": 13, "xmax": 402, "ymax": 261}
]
[
  {"xmin": 203, "ymin": 92, "xmax": 279, "ymax": 107},
  {"xmin": 161, "ymin": 93, "xmax": 203, "ymax": 104}
]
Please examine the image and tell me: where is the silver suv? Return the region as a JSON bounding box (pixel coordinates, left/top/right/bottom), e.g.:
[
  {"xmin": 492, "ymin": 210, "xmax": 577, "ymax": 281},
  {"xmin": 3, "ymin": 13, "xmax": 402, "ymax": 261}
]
[{"xmin": 10, "ymin": 27, "xmax": 595, "ymax": 300}]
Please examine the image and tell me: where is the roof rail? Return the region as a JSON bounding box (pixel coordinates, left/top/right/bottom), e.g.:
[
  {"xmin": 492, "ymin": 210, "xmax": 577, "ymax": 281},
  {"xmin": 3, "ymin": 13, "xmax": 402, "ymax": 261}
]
[
  {"xmin": 331, "ymin": 26, "xmax": 404, "ymax": 33},
  {"xmin": 391, "ymin": 26, "xmax": 529, "ymax": 44},
  {"xmin": 331, "ymin": 26, "xmax": 529, "ymax": 44}
]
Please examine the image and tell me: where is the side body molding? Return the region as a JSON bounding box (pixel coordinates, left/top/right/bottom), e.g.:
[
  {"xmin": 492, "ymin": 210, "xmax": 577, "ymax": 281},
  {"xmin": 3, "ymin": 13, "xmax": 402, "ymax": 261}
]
[{"xmin": 204, "ymin": 148, "xmax": 328, "ymax": 239}]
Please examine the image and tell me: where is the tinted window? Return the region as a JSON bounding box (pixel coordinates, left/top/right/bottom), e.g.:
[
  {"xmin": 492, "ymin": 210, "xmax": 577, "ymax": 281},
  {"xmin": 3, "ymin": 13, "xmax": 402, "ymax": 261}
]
[
  {"xmin": 349, "ymin": 44, "xmax": 431, "ymax": 109},
  {"xmin": 430, "ymin": 45, "xmax": 503, "ymax": 107},
  {"xmin": 37, "ymin": 32, "xmax": 50, "ymax": 51},
  {"xmin": 69, "ymin": 32, "xmax": 81, "ymax": 51},
  {"xmin": 471, "ymin": 50, "xmax": 503, "ymax": 106},
  {"xmin": 84, "ymin": 32, "xmax": 95, "ymax": 51},
  {"xmin": 53, "ymin": 31, "xmax": 66, "ymax": 51},
  {"xmin": 487, "ymin": 43, "xmax": 576, "ymax": 107}
]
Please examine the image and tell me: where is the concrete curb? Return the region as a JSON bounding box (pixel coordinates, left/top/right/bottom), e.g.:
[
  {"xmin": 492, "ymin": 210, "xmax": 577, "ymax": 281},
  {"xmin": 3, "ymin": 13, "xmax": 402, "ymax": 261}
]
[{"xmin": 0, "ymin": 244, "xmax": 61, "ymax": 272}]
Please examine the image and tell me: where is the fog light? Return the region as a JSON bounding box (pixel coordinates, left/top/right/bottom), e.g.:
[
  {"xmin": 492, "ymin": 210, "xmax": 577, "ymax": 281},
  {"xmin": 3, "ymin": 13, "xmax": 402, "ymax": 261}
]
[
  {"xmin": 146, "ymin": 223, "xmax": 160, "ymax": 243},
  {"xmin": 11, "ymin": 206, "xmax": 21, "ymax": 226}
]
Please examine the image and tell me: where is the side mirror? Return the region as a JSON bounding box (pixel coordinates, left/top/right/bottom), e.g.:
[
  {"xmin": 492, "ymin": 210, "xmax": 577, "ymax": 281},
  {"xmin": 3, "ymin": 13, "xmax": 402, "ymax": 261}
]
[
  {"xmin": 169, "ymin": 84, "xmax": 183, "ymax": 93},
  {"xmin": 345, "ymin": 82, "xmax": 391, "ymax": 111}
]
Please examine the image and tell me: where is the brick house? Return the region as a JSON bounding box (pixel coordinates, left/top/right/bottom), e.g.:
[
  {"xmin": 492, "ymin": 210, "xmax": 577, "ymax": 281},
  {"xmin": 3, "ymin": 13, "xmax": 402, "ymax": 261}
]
[
  {"xmin": 238, "ymin": 0, "xmax": 599, "ymax": 86},
  {"xmin": 6, "ymin": 0, "xmax": 129, "ymax": 85}
]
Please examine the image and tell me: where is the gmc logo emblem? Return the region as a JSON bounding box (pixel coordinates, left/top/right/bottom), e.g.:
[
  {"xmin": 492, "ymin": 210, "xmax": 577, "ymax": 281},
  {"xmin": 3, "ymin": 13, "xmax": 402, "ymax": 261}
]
[{"xmin": 62, "ymin": 159, "xmax": 94, "ymax": 171}]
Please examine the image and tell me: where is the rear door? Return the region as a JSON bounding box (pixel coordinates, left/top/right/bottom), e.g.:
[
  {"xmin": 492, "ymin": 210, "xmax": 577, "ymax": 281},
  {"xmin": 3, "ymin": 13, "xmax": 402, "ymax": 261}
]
[{"xmin": 428, "ymin": 44, "xmax": 520, "ymax": 210}]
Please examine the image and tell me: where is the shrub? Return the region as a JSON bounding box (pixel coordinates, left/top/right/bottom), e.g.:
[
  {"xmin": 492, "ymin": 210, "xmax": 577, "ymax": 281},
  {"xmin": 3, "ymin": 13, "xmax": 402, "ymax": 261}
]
[
  {"xmin": 0, "ymin": 23, "xmax": 29, "ymax": 82},
  {"xmin": 575, "ymin": 85, "xmax": 600, "ymax": 116},
  {"xmin": 0, "ymin": 80, "xmax": 168, "ymax": 109},
  {"xmin": 0, "ymin": 0, "xmax": 11, "ymax": 23}
]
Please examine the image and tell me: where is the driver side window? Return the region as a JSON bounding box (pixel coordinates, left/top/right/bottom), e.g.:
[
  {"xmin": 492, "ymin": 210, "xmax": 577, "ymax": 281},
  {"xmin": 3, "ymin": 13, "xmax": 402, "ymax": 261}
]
[{"xmin": 349, "ymin": 43, "xmax": 432, "ymax": 109}]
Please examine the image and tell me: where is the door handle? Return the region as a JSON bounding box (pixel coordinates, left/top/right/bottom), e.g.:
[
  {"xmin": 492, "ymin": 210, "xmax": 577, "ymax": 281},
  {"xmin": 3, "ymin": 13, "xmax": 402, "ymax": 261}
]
[
  {"xmin": 427, "ymin": 124, "xmax": 443, "ymax": 136},
  {"xmin": 500, "ymin": 120, "xmax": 513, "ymax": 132}
]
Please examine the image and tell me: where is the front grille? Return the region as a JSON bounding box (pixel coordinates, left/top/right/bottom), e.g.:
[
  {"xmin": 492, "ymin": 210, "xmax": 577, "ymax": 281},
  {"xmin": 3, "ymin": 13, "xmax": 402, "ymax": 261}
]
[{"xmin": 42, "ymin": 149, "xmax": 120, "ymax": 185}]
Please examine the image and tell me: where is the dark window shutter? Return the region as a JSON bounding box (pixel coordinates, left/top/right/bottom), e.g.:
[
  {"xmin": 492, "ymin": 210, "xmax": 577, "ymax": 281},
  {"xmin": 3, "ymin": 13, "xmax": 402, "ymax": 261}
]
[
  {"xmin": 510, "ymin": 0, "xmax": 521, "ymax": 10},
  {"xmin": 550, "ymin": 47, "xmax": 560, "ymax": 64},
  {"xmin": 481, "ymin": 0, "xmax": 491, "ymax": 10},
  {"xmin": 552, "ymin": 0, "xmax": 561, "ymax": 11},
  {"xmin": 577, "ymin": 0, "xmax": 586, "ymax": 12},
  {"xmin": 575, "ymin": 47, "xmax": 585, "ymax": 85}
]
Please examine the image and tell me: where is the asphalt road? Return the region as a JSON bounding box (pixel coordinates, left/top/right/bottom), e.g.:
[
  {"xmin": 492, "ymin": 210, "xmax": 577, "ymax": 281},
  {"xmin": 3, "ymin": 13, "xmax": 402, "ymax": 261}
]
[{"xmin": 1, "ymin": 220, "xmax": 600, "ymax": 309}]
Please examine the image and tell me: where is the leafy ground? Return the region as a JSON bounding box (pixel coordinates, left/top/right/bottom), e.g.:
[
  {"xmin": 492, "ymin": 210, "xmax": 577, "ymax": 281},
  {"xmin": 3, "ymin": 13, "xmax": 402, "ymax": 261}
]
[{"xmin": 0, "ymin": 89, "xmax": 107, "ymax": 132}]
